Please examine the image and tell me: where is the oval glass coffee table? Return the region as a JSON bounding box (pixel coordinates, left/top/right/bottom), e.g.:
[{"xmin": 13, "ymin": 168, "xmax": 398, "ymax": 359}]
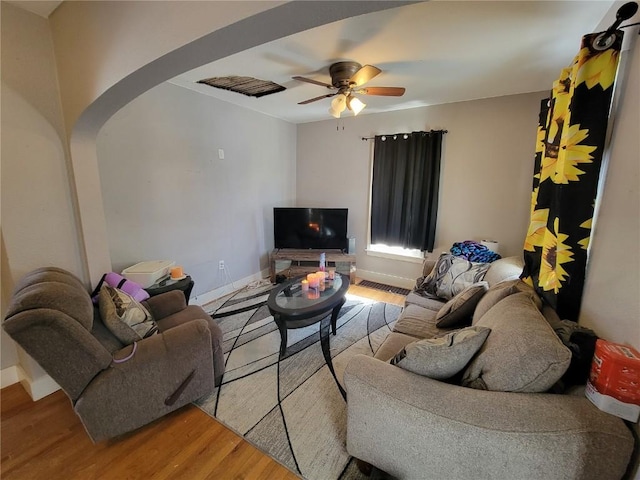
[{"xmin": 267, "ymin": 273, "xmax": 349, "ymax": 398}]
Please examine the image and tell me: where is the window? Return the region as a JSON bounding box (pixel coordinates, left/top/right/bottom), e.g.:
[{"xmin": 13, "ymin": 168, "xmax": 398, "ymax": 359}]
[{"xmin": 368, "ymin": 131, "xmax": 444, "ymax": 258}]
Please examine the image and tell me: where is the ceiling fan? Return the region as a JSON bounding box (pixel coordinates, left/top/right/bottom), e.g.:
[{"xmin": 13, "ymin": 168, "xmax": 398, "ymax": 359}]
[{"xmin": 293, "ymin": 61, "xmax": 405, "ymax": 118}]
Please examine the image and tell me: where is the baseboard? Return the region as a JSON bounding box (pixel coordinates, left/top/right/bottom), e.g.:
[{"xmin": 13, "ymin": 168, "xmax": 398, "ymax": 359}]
[
  {"xmin": 1, "ymin": 365, "xmax": 20, "ymax": 388},
  {"xmin": 189, "ymin": 269, "xmax": 270, "ymax": 306},
  {"xmin": 356, "ymin": 268, "xmax": 415, "ymax": 290},
  {"xmin": 17, "ymin": 365, "xmax": 61, "ymax": 401},
  {"xmin": 3, "ymin": 363, "xmax": 61, "ymax": 400}
]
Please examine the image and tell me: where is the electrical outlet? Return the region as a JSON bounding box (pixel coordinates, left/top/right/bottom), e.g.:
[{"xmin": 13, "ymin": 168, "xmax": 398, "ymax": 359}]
[{"xmin": 219, "ymin": 260, "xmax": 225, "ymax": 270}]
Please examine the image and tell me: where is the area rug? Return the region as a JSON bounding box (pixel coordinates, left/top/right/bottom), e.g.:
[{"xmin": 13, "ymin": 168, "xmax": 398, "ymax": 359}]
[{"xmin": 197, "ymin": 283, "xmax": 402, "ymax": 480}]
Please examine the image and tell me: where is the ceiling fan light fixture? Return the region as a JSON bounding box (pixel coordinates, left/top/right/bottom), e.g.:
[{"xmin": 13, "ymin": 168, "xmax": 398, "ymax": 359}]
[
  {"xmin": 348, "ymin": 96, "xmax": 366, "ymax": 116},
  {"xmin": 331, "ymin": 94, "xmax": 347, "ymax": 112},
  {"xmin": 292, "ymin": 61, "xmax": 404, "ymax": 118}
]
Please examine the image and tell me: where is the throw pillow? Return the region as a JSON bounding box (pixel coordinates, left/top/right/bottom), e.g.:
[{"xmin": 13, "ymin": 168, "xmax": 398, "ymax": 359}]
[
  {"xmin": 98, "ymin": 285, "xmax": 158, "ymax": 344},
  {"xmin": 461, "ymin": 292, "xmax": 571, "ymax": 392},
  {"xmin": 435, "ymin": 282, "xmax": 488, "ymax": 328},
  {"xmin": 391, "ymin": 326, "xmax": 491, "ymax": 380},
  {"xmin": 416, "ymin": 253, "xmax": 490, "ymax": 300},
  {"xmin": 472, "ymin": 279, "xmax": 542, "ymax": 324}
]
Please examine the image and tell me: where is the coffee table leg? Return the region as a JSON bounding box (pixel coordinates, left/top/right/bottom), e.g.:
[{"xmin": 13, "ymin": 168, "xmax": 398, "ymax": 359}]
[
  {"xmin": 330, "ymin": 298, "xmax": 346, "ymax": 336},
  {"xmin": 320, "ymin": 315, "xmax": 347, "ymax": 400},
  {"xmin": 273, "ymin": 313, "xmax": 288, "ymax": 358}
]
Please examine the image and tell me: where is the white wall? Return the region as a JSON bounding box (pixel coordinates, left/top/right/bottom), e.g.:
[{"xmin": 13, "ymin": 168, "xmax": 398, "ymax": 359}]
[
  {"xmin": 297, "ymin": 92, "xmax": 546, "ymax": 286},
  {"xmin": 96, "ymin": 83, "xmax": 296, "ymax": 298},
  {"xmin": 580, "ymin": 37, "xmax": 640, "ymax": 350},
  {"xmin": 1, "ymin": 3, "xmax": 83, "ymax": 371}
]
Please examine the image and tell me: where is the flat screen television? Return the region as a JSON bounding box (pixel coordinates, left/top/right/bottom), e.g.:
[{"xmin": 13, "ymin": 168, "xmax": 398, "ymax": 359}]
[{"xmin": 274, "ymin": 207, "xmax": 348, "ymax": 251}]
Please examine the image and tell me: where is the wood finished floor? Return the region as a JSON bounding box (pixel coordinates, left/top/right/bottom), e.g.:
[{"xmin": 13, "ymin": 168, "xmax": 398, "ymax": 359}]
[{"xmin": 1, "ymin": 282, "xmax": 405, "ymax": 480}]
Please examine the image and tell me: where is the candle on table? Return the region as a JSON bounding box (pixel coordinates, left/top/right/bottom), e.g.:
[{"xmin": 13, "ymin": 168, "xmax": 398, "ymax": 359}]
[
  {"xmin": 301, "ymin": 279, "xmax": 309, "ymax": 291},
  {"xmin": 170, "ymin": 266, "xmax": 184, "ymax": 279},
  {"xmin": 318, "ymin": 272, "xmax": 326, "ymax": 291}
]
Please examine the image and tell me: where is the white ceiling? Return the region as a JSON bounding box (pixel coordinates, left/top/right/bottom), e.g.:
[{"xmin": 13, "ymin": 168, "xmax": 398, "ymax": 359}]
[{"xmin": 170, "ymin": 1, "xmax": 618, "ymax": 124}]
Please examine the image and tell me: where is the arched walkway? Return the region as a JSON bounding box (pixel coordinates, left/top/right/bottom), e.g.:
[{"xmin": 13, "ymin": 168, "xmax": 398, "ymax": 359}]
[{"xmin": 65, "ymin": 1, "xmax": 411, "ymax": 282}]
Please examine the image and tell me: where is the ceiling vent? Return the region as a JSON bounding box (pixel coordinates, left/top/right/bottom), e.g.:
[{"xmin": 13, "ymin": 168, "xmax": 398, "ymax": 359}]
[{"xmin": 197, "ymin": 76, "xmax": 286, "ymax": 98}]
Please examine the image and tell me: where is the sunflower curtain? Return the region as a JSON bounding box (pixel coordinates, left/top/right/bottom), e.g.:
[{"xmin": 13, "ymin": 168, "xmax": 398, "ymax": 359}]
[{"xmin": 521, "ymin": 31, "xmax": 623, "ymax": 321}]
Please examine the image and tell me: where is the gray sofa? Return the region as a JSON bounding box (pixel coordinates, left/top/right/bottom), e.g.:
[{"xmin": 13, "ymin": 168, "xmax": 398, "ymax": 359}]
[
  {"xmin": 3, "ymin": 267, "xmax": 225, "ymax": 442},
  {"xmin": 344, "ymin": 256, "xmax": 634, "ymax": 479}
]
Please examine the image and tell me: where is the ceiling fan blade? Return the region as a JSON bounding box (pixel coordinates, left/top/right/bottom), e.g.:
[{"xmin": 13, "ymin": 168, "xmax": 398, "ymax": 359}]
[
  {"xmin": 358, "ymin": 86, "xmax": 406, "ymax": 97},
  {"xmin": 349, "ymin": 65, "xmax": 381, "ymax": 86},
  {"xmin": 298, "ymin": 93, "xmax": 337, "ymax": 105},
  {"xmin": 292, "ymin": 76, "xmax": 334, "ymax": 89}
]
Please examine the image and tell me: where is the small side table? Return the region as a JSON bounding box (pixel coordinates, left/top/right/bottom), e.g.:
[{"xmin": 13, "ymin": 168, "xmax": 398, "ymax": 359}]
[{"xmin": 145, "ymin": 275, "xmax": 194, "ymax": 303}]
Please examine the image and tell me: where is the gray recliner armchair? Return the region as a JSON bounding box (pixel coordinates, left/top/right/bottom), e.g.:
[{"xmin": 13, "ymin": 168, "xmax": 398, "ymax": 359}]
[{"xmin": 3, "ymin": 267, "xmax": 225, "ymax": 442}]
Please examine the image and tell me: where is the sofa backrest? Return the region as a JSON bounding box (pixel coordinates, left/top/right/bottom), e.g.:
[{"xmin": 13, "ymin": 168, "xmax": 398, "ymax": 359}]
[
  {"xmin": 3, "ymin": 268, "xmax": 113, "ymax": 401},
  {"xmin": 422, "ymin": 255, "xmax": 524, "ymax": 287},
  {"xmin": 483, "ymin": 256, "xmax": 524, "ymax": 286},
  {"xmin": 463, "ymin": 291, "xmax": 571, "ymax": 392}
]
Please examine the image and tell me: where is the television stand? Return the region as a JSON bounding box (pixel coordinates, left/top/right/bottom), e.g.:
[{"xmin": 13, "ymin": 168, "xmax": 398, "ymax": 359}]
[{"xmin": 270, "ymin": 249, "xmax": 356, "ymax": 284}]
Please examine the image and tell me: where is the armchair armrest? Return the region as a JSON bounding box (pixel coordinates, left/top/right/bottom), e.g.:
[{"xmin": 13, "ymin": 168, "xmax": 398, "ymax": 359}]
[
  {"xmin": 142, "ymin": 290, "xmax": 187, "ymax": 319},
  {"xmin": 344, "ymin": 355, "xmax": 633, "ymax": 480},
  {"xmin": 75, "ymin": 319, "xmax": 214, "ymax": 442}
]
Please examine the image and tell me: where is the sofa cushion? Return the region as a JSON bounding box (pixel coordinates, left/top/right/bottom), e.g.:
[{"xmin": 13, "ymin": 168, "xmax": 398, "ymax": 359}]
[
  {"xmin": 462, "ymin": 292, "xmax": 571, "ymax": 392},
  {"xmin": 98, "ymin": 285, "xmax": 158, "ymax": 344},
  {"xmin": 392, "ymin": 304, "xmax": 444, "ymax": 339},
  {"xmin": 404, "ymin": 291, "xmax": 445, "ymax": 311},
  {"xmin": 472, "ymin": 279, "xmax": 541, "ymax": 324},
  {"xmin": 416, "ymin": 253, "xmax": 490, "ymax": 300},
  {"xmin": 375, "ymin": 332, "xmax": 419, "ymax": 362},
  {"xmin": 435, "ymin": 282, "xmax": 488, "ymax": 328},
  {"xmin": 91, "ymin": 309, "xmax": 125, "ymax": 353},
  {"xmin": 391, "ymin": 326, "xmax": 491, "ymax": 380}
]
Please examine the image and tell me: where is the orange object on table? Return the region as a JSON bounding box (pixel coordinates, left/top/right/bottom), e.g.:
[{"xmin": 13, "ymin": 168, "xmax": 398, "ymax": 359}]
[{"xmin": 170, "ymin": 266, "xmax": 184, "ymax": 279}]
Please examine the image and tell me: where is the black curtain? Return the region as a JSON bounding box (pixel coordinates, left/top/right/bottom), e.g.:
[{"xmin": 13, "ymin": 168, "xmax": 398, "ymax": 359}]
[{"xmin": 370, "ymin": 131, "xmax": 443, "ymax": 251}]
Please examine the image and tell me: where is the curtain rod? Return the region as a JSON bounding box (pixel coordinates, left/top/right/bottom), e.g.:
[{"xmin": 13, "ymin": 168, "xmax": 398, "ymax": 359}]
[
  {"xmin": 593, "ymin": 2, "xmax": 639, "ymax": 49},
  {"xmin": 361, "ymin": 129, "xmax": 448, "ymax": 141},
  {"xmin": 604, "ymin": 2, "xmax": 638, "ymax": 35}
]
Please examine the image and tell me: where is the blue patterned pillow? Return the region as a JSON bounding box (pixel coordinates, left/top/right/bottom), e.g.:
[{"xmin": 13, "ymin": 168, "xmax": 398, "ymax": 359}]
[{"xmin": 417, "ymin": 253, "xmax": 490, "ymax": 300}]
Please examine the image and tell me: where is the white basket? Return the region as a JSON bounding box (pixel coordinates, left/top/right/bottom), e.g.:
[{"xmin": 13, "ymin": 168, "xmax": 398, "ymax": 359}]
[{"xmin": 121, "ymin": 260, "xmax": 175, "ymax": 288}]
